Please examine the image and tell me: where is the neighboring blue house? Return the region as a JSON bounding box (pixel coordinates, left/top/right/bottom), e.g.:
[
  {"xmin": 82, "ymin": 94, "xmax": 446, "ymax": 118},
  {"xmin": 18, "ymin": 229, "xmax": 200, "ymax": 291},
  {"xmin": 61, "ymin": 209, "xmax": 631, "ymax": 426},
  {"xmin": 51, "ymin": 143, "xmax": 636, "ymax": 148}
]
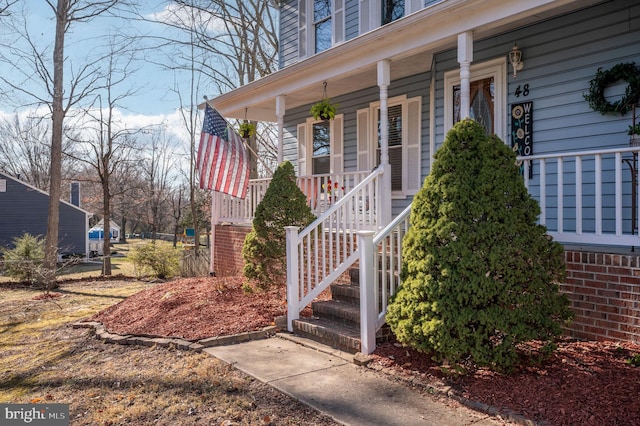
[
  {"xmin": 0, "ymin": 172, "xmax": 90, "ymax": 258},
  {"xmin": 208, "ymin": 0, "xmax": 640, "ymax": 351}
]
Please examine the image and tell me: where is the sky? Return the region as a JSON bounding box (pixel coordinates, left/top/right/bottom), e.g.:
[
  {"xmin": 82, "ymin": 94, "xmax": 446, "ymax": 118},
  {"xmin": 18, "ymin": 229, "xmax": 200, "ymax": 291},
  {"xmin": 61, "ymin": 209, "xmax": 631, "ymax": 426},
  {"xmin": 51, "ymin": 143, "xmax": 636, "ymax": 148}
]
[{"xmin": 0, "ymin": 1, "xmax": 223, "ymax": 150}]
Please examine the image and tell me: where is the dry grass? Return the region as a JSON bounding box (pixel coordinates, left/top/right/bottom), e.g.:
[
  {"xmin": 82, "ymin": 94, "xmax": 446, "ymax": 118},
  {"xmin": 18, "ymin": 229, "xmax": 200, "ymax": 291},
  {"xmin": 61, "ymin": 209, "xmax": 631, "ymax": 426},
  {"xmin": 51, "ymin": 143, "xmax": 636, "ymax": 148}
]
[{"xmin": 0, "ymin": 279, "xmax": 338, "ymax": 425}]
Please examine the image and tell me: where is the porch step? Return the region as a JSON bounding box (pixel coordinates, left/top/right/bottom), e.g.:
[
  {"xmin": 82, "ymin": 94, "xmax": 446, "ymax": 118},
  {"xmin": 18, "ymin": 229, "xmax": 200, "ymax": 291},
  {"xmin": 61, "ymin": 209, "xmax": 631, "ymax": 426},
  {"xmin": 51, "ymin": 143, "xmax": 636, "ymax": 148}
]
[
  {"xmin": 311, "ymin": 300, "xmax": 360, "ymax": 326},
  {"xmin": 292, "ymin": 317, "xmax": 361, "ymax": 354},
  {"xmin": 330, "ymin": 283, "xmax": 360, "ymax": 305}
]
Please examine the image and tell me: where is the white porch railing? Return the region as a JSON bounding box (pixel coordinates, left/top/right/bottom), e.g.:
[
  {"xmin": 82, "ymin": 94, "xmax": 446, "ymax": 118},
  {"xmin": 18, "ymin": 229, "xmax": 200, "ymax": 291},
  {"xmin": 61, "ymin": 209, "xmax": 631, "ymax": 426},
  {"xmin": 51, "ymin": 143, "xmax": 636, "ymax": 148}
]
[
  {"xmin": 285, "ymin": 168, "xmax": 384, "ymax": 331},
  {"xmin": 520, "ymin": 145, "xmax": 640, "ymax": 247},
  {"xmin": 358, "ymin": 204, "xmax": 412, "ymax": 354},
  {"xmin": 215, "ymin": 171, "xmax": 372, "ymax": 224}
]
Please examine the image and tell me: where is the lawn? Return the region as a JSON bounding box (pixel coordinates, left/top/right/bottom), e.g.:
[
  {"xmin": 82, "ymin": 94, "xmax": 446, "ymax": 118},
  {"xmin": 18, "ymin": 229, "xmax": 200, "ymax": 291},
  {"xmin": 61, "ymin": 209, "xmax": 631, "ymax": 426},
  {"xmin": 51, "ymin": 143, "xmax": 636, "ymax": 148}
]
[{"xmin": 0, "ymin": 244, "xmax": 337, "ymax": 425}]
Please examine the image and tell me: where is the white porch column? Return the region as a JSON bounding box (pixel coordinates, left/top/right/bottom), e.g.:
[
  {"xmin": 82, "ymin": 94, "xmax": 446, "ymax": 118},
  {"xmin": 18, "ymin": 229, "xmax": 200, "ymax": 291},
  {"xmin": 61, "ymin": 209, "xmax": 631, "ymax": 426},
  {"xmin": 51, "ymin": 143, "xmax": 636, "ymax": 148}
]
[
  {"xmin": 276, "ymin": 95, "xmax": 285, "ymax": 163},
  {"xmin": 377, "ymin": 59, "xmax": 392, "ymax": 226},
  {"xmin": 458, "ymin": 31, "xmax": 473, "ymax": 120}
]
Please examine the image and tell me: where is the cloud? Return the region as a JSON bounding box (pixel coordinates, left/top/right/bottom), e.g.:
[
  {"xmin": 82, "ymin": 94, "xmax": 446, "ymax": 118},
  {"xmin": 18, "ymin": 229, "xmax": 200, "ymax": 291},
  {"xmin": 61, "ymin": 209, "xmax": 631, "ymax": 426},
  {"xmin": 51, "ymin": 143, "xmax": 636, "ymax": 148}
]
[{"xmin": 147, "ymin": 3, "xmax": 226, "ymax": 34}]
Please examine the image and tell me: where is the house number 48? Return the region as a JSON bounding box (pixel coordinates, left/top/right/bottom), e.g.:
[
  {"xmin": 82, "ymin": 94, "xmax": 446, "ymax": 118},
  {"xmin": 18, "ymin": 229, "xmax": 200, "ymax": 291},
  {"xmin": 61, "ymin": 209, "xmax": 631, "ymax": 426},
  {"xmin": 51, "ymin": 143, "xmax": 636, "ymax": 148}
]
[{"xmin": 514, "ymin": 84, "xmax": 530, "ymax": 97}]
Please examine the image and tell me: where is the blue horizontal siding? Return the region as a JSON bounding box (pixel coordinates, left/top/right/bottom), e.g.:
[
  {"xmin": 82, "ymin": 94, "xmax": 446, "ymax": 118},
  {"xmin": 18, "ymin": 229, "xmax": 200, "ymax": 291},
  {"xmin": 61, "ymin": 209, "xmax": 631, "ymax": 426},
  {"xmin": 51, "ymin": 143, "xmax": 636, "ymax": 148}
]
[{"xmin": 0, "ymin": 174, "xmax": 87, "ymax": 255}]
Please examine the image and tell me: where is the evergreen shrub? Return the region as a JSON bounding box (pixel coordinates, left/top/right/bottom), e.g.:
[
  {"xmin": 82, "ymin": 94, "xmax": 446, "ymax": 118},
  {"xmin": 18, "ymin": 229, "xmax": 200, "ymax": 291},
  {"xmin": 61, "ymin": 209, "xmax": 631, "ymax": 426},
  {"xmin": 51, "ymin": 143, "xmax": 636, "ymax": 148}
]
[
  {"xmin": 243, "ymin": 161, "xmax": 315, "ymax": 290},
  {"xmin": 386, "ymin": 119, "xmax": 573, "ymax": 372},
  {"xmin": 1, "ymin": 233, "xmax": 45, "ymax": 285}
]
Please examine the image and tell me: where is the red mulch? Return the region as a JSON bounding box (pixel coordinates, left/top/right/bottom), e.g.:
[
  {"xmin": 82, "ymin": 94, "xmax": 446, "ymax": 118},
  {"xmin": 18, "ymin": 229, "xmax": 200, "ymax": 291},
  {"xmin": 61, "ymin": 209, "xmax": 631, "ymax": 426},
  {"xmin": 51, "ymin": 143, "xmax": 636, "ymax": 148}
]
[
  {"xmin": 33, "ymin": 292, "xmax": 63, "ymax": 300},
  {"xmin": 90, "ymin": 276, "xmax": 640, "ymax": 426}
]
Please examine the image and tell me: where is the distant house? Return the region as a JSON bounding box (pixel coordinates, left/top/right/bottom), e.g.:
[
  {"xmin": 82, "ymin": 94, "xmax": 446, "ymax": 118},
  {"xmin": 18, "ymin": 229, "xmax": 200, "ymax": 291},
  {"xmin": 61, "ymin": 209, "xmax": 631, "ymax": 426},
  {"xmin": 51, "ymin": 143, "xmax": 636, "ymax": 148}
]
[
  {"xmin": 88, "ymin": 219, "xmax": 121, "ymax": 256},
  {"xmin": 0, "ymin": 172, "xmax": 90, "ymax": 258}
]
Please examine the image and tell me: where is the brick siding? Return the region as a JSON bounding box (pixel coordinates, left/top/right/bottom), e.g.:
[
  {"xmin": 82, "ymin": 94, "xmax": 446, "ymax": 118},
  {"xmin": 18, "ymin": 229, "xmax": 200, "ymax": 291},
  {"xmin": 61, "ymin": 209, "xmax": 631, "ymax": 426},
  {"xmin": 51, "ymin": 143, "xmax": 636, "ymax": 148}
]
[
  {"xmin": 212, "ymin": 230, "xmax": 640, "ymax": 344},
  {"xmin": 212, "ymin": 224, "xmax": 251, "ymax": 277},
  {"xmin": 563, "ymin": 250, "xmax": 640, "ymax": 343}
]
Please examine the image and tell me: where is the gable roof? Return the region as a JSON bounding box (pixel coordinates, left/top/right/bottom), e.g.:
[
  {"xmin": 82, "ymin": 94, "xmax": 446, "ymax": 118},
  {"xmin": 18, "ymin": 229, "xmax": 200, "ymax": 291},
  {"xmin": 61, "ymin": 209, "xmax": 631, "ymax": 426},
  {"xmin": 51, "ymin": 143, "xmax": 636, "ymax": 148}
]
[{"xmin": 0, "ymin": 172, "xmax": 92, "ymax": 216}]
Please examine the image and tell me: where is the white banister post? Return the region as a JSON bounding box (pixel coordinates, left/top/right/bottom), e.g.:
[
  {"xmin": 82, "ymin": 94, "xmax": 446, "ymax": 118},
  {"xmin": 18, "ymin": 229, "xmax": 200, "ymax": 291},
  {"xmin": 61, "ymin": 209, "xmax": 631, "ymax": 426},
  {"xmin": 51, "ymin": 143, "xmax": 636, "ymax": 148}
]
[
  {"xmin": 358, "ymin": 230, "xmax": 377, "ymax": 355},
  {"xmin": 377, "ymin": 60, "xmax": 392, "ymax": 226},
  {"xmin": 285, "ymin": 226, "xmax": 300, "ymax": 332},
  {"xmin": 458, "ymin": 31, "xmax": 473, "ymax": 120},
  {"xmin": 276, "ymin": 95, "xmax": 286, "ymax": 163}
]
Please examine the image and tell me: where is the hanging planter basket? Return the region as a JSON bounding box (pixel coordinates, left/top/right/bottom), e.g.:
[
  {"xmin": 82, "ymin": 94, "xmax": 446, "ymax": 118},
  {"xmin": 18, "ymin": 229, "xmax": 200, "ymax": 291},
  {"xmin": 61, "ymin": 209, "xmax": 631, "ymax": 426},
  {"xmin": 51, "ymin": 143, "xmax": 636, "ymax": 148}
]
[
  {"xmin": 310, "ymin": 81, "xmax": 338, "ymax": 121},
  {"xmin": 238, "ymin": 122, "xmax": 256, "ymax": 138},
  {"xmin": 310, "ymin": 98, "xmax": 337, "ymax": 121}
]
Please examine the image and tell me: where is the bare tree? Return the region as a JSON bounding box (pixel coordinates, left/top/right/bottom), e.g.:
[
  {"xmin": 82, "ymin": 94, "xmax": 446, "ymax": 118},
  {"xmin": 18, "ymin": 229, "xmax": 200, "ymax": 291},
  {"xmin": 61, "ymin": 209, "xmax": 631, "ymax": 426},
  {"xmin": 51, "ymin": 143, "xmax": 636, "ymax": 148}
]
[
  {"xmin": 0, "ymin": 0, "xmax": 139, "ymax": 286},
  {"xmin": 0, "ymin": 114, "xmax": 81, "ymax": 191},
  {"xmin": 140, "ymin": 127, "xmax": 179, "ymax": 241},
  {"xmin": 0, "ymin": 1, "xmax": 17, "ymax": 17},
  {"xmin": 135, "ymin": 1, "xmax": 279, "ymax": 265}
]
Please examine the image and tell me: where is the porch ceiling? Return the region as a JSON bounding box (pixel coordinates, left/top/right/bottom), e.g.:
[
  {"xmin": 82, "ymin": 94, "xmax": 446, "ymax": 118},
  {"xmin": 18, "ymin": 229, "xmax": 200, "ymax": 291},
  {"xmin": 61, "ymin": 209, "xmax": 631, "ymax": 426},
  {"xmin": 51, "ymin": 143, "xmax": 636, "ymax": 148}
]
[{"xmin": 208, "ymin": 0, "xmax": 605, "ymax": 122}]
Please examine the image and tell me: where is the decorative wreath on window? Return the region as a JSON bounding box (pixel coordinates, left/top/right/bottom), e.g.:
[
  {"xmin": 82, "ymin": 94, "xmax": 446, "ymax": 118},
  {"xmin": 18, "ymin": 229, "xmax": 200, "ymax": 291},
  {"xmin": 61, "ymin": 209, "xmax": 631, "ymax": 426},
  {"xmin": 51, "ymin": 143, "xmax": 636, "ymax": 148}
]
[{"xmin": 584, "ymin": 62, "xmax": 640, "ymax": 115}]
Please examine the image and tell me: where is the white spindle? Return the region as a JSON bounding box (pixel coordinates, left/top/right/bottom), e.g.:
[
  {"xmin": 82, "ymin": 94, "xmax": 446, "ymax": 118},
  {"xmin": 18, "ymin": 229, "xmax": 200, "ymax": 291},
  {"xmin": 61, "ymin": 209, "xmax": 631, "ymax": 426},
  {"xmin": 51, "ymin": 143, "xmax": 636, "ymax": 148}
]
[
  {"xmin": 595, "ymin": 154, "xmax": 602, "ymax": 235},
  {"xmin": 615, "ymin": 152, "xmax": 622, "ymax": 236},
  {"xmin": 557, "ymin": 158, "xmax": 563, "ymax": 233},
  {"xmin": 576, "ymin": 156, "xmax": 582, "ymax": 235}
]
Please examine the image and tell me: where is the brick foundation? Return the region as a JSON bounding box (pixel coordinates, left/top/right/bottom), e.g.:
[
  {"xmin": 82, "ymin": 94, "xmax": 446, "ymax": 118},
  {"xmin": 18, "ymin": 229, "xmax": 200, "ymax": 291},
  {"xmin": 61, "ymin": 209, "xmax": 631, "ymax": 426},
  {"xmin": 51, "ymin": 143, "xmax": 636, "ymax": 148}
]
[
  {"xmin": 563, "ymin": 250, "xmax": 640, "ymax": 344},
  {"xmin": 212, "ymin": 229, "xmax": 640, "ymax": 344},
  {"xmin": 212, "ymin": 224, "xmax": 251, "ymax": 277}
]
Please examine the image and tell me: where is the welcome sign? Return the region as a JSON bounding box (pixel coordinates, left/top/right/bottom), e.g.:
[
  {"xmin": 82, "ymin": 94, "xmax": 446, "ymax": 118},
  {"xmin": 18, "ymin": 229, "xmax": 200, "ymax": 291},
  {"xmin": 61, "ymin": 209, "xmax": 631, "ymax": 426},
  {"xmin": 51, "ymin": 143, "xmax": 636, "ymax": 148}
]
[{"xmin": 511, "ymin": 101, "xmax": 533, "ymax": 156}]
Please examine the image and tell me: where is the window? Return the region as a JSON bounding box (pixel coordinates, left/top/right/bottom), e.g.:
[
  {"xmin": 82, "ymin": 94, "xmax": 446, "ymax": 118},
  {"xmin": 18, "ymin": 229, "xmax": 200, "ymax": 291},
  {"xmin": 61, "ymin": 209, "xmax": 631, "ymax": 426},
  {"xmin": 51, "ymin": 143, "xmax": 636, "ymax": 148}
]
[
  {"xmin": 377, "ymin": 105, "xmax": 403, "ymax": 190},
  {"xmin": 312, "ymin": 121, "xmax": 331, "ymax": 173},
  {"xmin": 357, "ymin": 95, "xmax": 422, "ymax": 197},
  {"xmin": 452, "ymin": 77, "xmax": 495, "ymax": 135},
  {"xmin": 299, "ymin": 0, "xmax": 344, "ymax": 58},
  {"xmin": 314, "ymin": 0, "xmax": 332, "ymax": 53},
  {"xmin": 444, "ymin": 57, "xmax": 506, "ymax": 140},
  {"xmin": 360, "ymin": 0, "xmax": 422, "ymax": 34},
  {"xmin": 297, "ymin": 115, "xmax": 344, "ymax": 176},
  {"xmin": 381, "ymin": 0, "xmax": 404, "ymax": 25}
]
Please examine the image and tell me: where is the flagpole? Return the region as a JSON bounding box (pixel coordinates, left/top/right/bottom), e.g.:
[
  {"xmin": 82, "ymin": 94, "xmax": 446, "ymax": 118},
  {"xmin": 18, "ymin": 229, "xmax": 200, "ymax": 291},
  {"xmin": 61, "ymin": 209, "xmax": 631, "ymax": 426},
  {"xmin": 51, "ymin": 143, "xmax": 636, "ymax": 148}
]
[
  {"xmin": 209, "ymin": 192, "xmax": 216, "ymax": 276},
  {"xmin": 210, "ymin": 191, "xmax": 216, "ymax": 276}
]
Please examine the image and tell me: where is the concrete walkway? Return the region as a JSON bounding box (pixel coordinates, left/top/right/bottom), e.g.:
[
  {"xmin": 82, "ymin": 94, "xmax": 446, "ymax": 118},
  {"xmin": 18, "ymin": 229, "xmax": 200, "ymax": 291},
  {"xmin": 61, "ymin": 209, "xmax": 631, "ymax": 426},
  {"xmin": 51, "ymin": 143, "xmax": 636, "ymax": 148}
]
[{"xmin": 204, "ymin": 334, "xmax": 511, "ymax": 426}]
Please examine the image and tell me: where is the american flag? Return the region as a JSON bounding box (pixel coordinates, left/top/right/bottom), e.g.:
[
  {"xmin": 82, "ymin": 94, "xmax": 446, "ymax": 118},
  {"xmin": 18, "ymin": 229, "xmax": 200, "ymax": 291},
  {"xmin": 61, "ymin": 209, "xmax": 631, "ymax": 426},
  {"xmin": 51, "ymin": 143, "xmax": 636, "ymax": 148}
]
[{"xmin": 197, "ymin": 104, "xmax": 250, "ymax": 199}]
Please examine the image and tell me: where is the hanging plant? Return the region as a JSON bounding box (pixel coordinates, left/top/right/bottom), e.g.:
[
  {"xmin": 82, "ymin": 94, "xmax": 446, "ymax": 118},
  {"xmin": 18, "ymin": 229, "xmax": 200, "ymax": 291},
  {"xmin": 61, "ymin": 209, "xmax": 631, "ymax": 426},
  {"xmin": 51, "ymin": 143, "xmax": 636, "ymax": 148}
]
[
  {"xmin": 310, "ymin": 81, "xmax": 338, "ymax": 121},
  {"xmin": 238, "ymin": 122, "xmax": 256, "ymax": 138},
  {"xmin": 584, "ymin": 62, "xmax": 640, "ymax": 116},
  {"xmin": 310, "ymin": 98, "xmax": 338, "ymax": 121}
]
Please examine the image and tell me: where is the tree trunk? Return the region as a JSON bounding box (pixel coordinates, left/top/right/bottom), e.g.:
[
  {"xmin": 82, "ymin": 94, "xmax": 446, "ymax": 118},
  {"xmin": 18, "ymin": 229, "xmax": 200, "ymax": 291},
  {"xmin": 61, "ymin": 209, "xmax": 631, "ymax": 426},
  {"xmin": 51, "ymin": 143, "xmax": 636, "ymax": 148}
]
[
  {"xmin": 102, "ymin": 180, "xmax": 112, "ymax": 276},
  {"xmin": 43, "ymin": 0, "xmax": 68, "ymax": 290}
]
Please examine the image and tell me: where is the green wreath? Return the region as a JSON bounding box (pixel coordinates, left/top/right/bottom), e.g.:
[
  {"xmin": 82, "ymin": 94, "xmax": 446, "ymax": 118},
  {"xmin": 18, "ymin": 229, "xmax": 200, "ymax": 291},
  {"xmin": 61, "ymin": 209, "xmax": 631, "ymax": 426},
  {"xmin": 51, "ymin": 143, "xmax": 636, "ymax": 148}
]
[{"xmin": 584, "ymin": 62, "xmax": 640, "ymax": 115}]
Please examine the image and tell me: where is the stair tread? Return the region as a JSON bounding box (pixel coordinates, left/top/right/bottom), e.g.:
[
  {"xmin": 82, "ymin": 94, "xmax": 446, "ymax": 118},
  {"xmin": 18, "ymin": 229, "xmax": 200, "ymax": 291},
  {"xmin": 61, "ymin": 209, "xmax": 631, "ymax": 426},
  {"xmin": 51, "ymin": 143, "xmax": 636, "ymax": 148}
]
[
  {"xmin": 294, "ymin": 317, "xmax": 360, "ymax": 336},
  {"xmin": 313, "ymin": 299, "xmax": 359, "ymax": 310}
]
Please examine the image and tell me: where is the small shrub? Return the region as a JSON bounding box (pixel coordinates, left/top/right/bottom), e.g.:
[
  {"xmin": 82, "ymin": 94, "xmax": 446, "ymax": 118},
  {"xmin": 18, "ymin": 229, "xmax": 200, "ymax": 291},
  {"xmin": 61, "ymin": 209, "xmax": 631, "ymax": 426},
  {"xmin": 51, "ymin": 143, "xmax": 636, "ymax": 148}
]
[
  {"xmin": 243, "ymin": 161, "xmax": 316, "ymax": 290},
  {"xmin": 627, "ymin": 354, "xmax": 640, "ymax": 367},
  {"xmin": 130, "ymin": 242, "xmax": 180, "ymax": 279},
  {"xmin": 386, "ymin": 119, "xmax": 573, "ymax": 372},
  {"xmin": 1, "ymin": 233, "xmax": 45, "ymax": 285}
]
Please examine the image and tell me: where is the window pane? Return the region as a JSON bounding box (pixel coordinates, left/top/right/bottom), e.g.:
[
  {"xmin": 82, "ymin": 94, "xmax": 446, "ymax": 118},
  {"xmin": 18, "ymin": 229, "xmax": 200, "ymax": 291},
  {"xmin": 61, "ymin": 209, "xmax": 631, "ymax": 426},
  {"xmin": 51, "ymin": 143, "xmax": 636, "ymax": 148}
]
[
  {"xmin": 314, "ymin": 0, "xmax": 332, "ymax": 53},
  {"xmin": 382, "ymin": 0, "xmax": 404, "ymax": 25},
  {"xmin": 313, "ymin": 156, "xmax": 330, "ymax": 174},
  {"xmin": 452, "ymin": 77, "xmax": 495, "ymax": 135},
  {"xmin": 312, "ymin": 121, "xmax": 330, "ymax": 174},
  {"xmin": 377, "ymin": 104, "xmax": 403, "ymax": 191},
  {"xmin": 314, "ymin": 0, "xmax": 331, "ymax": 21},
  {"xmin": 315, "ymin": 19, "xmax": 332, "ymax": 53}
]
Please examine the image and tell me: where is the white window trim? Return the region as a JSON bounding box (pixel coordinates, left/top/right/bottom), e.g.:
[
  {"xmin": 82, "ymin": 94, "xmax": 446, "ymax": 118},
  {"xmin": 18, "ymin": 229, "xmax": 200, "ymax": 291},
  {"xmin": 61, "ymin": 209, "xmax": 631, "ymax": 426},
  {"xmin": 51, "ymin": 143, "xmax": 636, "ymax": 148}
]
[
  {"xmin": 366, "ymin": 94, "xmax": 421, "ymax": 198},
  {"xmin": 444, "ymin": 57, "xmax": 507, "ymax": 141},
  {"xmin": 359, "ymin": 0, "xmax": 422, "ymax": 34},
  {"xmin": 299, "ymin": 115, "xmax": 344, "ymax": 175},
  {"xmin": 300, "ymin": 0, "xmax": 345, "ymax": 58}
]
